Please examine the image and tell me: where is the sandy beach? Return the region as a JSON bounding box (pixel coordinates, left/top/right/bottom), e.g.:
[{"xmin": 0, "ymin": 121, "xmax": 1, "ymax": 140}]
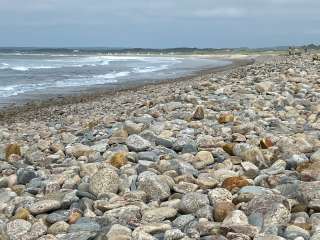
[{"xmin": 1, "ymin": 53, "xmax": 320, "ymax": 239}]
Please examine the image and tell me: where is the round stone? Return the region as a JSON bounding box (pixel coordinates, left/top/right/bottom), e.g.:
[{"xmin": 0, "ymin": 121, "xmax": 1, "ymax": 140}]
[
  {"xmin": 179, "ymin": 192, "xmax": 209, "ymax": 214},
  {"xmin": 89, "ymin": 168, "xmax": 120, "ymax": 195}
]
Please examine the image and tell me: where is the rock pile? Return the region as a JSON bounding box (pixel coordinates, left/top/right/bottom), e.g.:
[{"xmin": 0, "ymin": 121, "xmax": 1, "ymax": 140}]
[{"xmin": 0, "ymin": 55, "xmax": 320, "ymax": 239}]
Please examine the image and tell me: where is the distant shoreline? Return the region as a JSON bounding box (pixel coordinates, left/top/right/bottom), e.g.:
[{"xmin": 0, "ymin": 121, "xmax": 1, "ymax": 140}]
[{"xmin": 0, "ymin": 56, "xmax": 254, "ymax": 123}]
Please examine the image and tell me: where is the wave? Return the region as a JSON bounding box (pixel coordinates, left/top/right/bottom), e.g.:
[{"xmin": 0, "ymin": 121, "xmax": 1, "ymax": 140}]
[
  {"xmin": 133, "ymin": 64, "xmax": 169, "ymax": 73},
  {"xmin": 0, "ymin": 71, "xmax": 131, "ymax": 97},
  {"xmin": 0, "ymin": 55, "xmax": 180, "ymax": 72}
]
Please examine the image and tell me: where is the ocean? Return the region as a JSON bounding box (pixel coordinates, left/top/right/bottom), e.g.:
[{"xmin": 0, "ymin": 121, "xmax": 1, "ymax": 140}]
[{"xmin": 0, "ymin": 48, "xmax": 231, "ymax": 106}]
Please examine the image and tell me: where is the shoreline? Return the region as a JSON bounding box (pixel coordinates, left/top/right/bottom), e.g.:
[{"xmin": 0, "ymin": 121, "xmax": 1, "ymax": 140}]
[{"xmin": 0, "ymin": 56, "xmax": 254, "ymax": 123}]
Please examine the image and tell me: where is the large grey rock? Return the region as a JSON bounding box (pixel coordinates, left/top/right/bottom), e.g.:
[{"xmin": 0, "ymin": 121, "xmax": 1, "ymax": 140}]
[
  {"xmin": 283, "ymin": 225, "xmax": 310, "ymax": 240},
  {"xmin": 68, "ymin": 217, "xmax": 101, "ymax": 233},
  {"xmin": 179, "ymin": 192, "xmax": 209, "ymax": 214},
  {"xmin": 244, "ymin": 194, "xmax": 291, "ymax": 230},
  {"xmin": 6, "ymin": 219, "xmax": 32, "ymax": 240},
  {"xmin": 89, "ymin": 167, "xmax": 119, "ymax": 195},
  {"xmin": 29, "ymin": 200, "xmax": 62, "ymax": 215},
  {"xmin": 126, "ymin": 134, "xmax": 151, "ymax": 152},
  {"xmin": 17, "ymin": 168, "xmax": 37, "ymax": 184},
  {"xmin": 138, "ymin": 172, "xmax": 171, "ymax": 201},
  {"xmin": 208, "ymin": 188, "xmax": 233, "ymax": 206},
  {"xmin": 142, "ymin": 207, "xmax": 177, "ymax": 223}
]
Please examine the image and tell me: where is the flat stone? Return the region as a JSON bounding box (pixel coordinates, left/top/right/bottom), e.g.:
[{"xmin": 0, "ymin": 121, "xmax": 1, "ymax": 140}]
[
  {"xmin": 56, "ymin": 231, "xmax": 97, "ymax": 240},
  {"xmin": 66, "ymin": 144, "xmax": 94, "ymax": 158},
  {"xmin": 29, "ymin": 200, "xmax": 61, "ymax": 215},
  {"xmin": 68, "ymin": 217, "xmax": 101, "ymax": 232},
  {"xmin": 142, "ymin": 207, "xmax": 177, "ymax": 223},
  {"xmin": 126, "ymin": 134, "xmax": 151, "ymax": 152}
]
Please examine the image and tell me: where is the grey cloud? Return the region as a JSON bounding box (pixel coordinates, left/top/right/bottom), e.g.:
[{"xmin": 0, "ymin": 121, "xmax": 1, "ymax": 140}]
[{"xmin": 0, "ymin": 0, "xmax": 319, "ymax": 47}]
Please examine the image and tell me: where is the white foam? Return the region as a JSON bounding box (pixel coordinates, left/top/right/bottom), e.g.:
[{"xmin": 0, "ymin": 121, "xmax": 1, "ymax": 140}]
[
  {"xmin": 0, "ymin": 71, "xmax": 131, "ymax": 97},
  {"xmin": 133, "ymin": 64, "xmax": 169, "ymax": 73}
]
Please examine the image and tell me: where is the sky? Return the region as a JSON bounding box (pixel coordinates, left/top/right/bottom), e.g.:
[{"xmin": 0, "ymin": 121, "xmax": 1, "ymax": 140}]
[{"xmin": 0, "ymin": 0, "xmax": 319, "ymax": 48}]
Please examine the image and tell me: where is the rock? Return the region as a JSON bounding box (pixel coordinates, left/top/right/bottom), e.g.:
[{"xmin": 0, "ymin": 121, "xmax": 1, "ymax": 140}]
[
  {"xmin": 233, "ymin": 143, "xmax": 268, "ymax": 168},
  {"xmin": 218, "ymin": 113, "xmax": 234, "ymax": 124},
  {"xmin": 222, "ymin": 210, "xmax": 249, "ymax": 226},
  {"xmin": 5, "ymin": 143, "xmax": 21, "ymax": 161},
  {"xmin": 222, "ymin": 176, "xmax": 250, "ymax": 191},
  {"xmin": 110, "ymin": 152, "xmax": 128, "ymax": 168},
  {"xmin": 56, "ymin": 231, "xmax": 97, "ymax": 240},
  {"xmin": 195, "ymin": 151, "xmax": 214, "ymax": 163},
  {"xmin": 241, "ymin": 161, "xmax": 259, "ymax": 178},
  {"xmin": 244, "ymin": 194, "xmax": 291, "ymax": 230},
  {"xmin": 138, "ymin": 172, "xmax": 171, "ymax": 201},
  {"xmin": 106, "ymin": 224, "xmax": 132, "ymax": 240},
  {"xmin": 126, "ymin": 134, "xmax": 151, "ymax": 152},
  {"xmin": 13, "ymin": 208, "xmax": 31, "ymax": 220},
  {"xmin": 6, "ymin": 219, "xmax": 32, "ymax": 239},
  {"xmin": 283, "ymin": 225, "xmax": 310, "ymax": 240},
  {"xmin": 256, "ymin": 82, "xmax": 272, "ymax": 93},
  {"xmin": 223, "ymin": 143, "xmax": 235, "ymax": 155},
  {"xmin": 38, "ymin": 235, "xmax": 58, "ymax": 240},
  {"xmin": 208, "ymin": 188, "xmax": 233, "ymax": 206},
  {"xmin": 172, "ymin": 214, "xmax": 195, "ymax": 230},
  {"xmin": 192, "ymin": 105, "xmax": 205, "ymax": 120},
  {"xmin": 142, "ymin": 207, "xmax": 177, "ymax": 223},
  {"xmin": 103, "ymin": 205, "xmax": 141, "ymax": 225},
  {"xmin": 68, "ymin": 211, "xmax": 82, "ymax": 224},
  {"xmin": 214, "ymin": 201, "xmax": 236, "ymax": 222},
  {"xmin": 46, "ymin": 211, "xmax": 69, "ymax": 224},
  {"xmin": 164, "ymin": 229, "xmax": 185, "ymax": 240},
  {"xmin": 68, "ymin": 217, "xmax": 101, "ymax": 233},
  {"xmin": 260, "ymin": 138, "xmax": 273, "ymax": 149},
  {"xmin": 179, "ymin": 192, "xmax": 209, "ymax": 214},
  {"xmin": 254, "ymin": 235, "xmax": 286, "ymax": 240},
  {"xmin": 124, "ymin": 120, "xmax": 144, "ymax": 135},
  {"xmin": 298, "ymin": 161, "xmax": 320, "ymax": 181},
  {"xmin": 48, "ymin": 221, "xmax": 69, "ymax": 235},
  {"xmin": 66, "ymin": 144, "xmax": 93, "ymax": 158},
  {"xmin": 109, "ymin": 128, "xmax": 128, "ymax": 144},
  {"xmin": 298, "ymin": 181, "xmax": 320, "ymax": 203},
  {"xmin": 311, "ymin": 149, "xmax": 320, "ymax": 162},
  {"xmin": 29, "ymin": 200, "xmax": 62, "ymax": 215},
  {"xmin": 17, "ymin": 168, "xmax": 37, "ymax": 184},
  {"xmin": 89, "ymin": 167, "xmax": 119, "ymax": 195}
]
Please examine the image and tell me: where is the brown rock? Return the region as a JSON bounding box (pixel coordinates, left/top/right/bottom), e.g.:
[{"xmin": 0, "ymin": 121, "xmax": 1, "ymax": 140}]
[
  {"xmin": 214, "ymin": 201, "xmax": 235, "ymax": 222},
  {"xmin": 222, "ymin": 176, "xmax": 250, "ymax": 191},
  {"xmin": 297, "ymin": 161, "xmax": 320, "ymax": 181},
  {"xmin": 110, "ymin": 152, "xmax": 128, "ymax": 168},
  {"xmin": 109, "ymin": 129, "xmax": 128, "ymax": 144},
  {"xmin": 192, "ymin": 105, "xmax": 205, "ymax": 120},
  {"xmin": 223, "ymin": 143, "xmax": 235, "ymax": 155},
  {"xmin": 260, "ymin": 138, "xmax": 273, "ymax": 149},
  {"xmin": 5, "ymin": 143, "xmax": 21, "ymax": 160},
  {"xmin": 218, "ymin": 114, "xmax": 234, "ymax": 124},
  {"xmin": 68, "ymin": 211, "xmax": 81, "ymax": 224},
  {"xmin": 293, "ymin": 223, "xmax": 312, "ymax": 231},
  {"xmin": 13, "ymin": 208, "xmax": 31, "ymax": 220}
]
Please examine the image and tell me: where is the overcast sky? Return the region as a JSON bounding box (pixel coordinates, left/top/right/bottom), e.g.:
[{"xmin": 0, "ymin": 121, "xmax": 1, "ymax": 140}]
[{"xmin": 0, "ymin": 0, "xmax": 319, "ymax": 48}]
